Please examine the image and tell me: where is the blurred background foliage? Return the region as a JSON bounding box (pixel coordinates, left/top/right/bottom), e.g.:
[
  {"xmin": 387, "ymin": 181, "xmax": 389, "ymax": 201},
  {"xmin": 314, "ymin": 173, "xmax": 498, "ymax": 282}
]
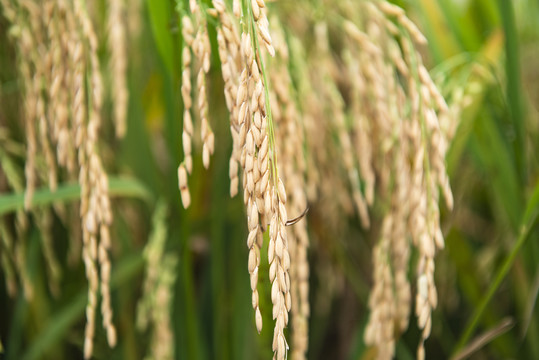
[{"xmin": 1, "ymin": 0, "xmax": 539, "ymax": 359}]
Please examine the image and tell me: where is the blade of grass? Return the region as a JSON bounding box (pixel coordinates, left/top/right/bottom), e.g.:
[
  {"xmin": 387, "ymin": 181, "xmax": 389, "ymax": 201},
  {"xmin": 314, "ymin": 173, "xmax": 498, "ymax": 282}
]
[
  {"xmin": 437, "ymin": 0, "xmax": 482, "ymax": 51},
  {"xmin": 477, "ymin": 0, "xmax": 500, "ymax": 26},
  {"xmin": 122, "ymin": 61, "xmax": 163, "ymax": 195},
  {"xmin": 445, "ymin": 30, "xmax": 504, "ymax": 176},
  {"xmin": 416, "ymin": 0, "xmax": 462, "ymax": 61},
  {"xmin": 174, "ymin": 211, "xmax": 204, "ymax": 360},
  {"xmin": 498, "ymin": 0, "xmax": 526, "ymax": 185},
  {"xmin": 471, "ymin": 111, "xmax": 523, "ymax": 232},
  {"xmin": 0, "ymin": 177, "xmax": 152, "ymax": 215},
  {"xmin": 453, "ymin": 180, "xmax": 539, "ymax": 353},
  {"xmin": 144, "ymin": 0, "xmax": 175, "ymax": 76}
]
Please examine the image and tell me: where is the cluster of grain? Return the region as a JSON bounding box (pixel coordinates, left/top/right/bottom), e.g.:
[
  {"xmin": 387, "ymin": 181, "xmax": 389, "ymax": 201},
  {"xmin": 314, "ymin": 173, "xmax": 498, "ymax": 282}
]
[
  {"xmin": 0, "ymin": 0, "xmax": 456, "ymax": 358},
  {"xmin": 0, "ymin": 0, "xmax": 130, "ymax": 357}
]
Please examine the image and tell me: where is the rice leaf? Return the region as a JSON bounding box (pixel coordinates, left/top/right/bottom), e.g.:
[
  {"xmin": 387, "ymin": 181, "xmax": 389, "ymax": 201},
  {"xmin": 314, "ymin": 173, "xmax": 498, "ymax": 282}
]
[{"xmin": 0, "ymin": 177, "xmax": 152, "ymax": 215}]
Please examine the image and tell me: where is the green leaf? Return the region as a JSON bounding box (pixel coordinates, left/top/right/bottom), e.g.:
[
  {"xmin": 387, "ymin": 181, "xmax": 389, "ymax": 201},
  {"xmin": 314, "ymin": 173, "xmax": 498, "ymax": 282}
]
[
  {"xmin": 471, "ymin": 112, "xmax": 523, "ymax": 232},
  {"xmin": 145, "ymin": 0, "xmax": 176, "ymax": 75},
  {"xmin": 498, "ymin": 0, "xmax": 526, "ymax": 185},
  {"xmin": 0, "ymin": 177, "xmax": 152, "ymax": 215}
]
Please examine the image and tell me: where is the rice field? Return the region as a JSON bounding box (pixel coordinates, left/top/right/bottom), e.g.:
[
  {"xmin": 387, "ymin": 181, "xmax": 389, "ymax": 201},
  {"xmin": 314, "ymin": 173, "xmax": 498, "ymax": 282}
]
[{"xmin": 0, "ymin": 0, "xmax": 539, "ymax": 359}]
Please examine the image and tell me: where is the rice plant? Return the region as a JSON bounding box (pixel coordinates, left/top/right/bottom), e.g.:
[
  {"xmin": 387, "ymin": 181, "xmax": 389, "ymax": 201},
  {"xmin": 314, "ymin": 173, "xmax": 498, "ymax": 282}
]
[{"xmin": 0, "ymin": 0, "xmax": 538, "ymax": 359}]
